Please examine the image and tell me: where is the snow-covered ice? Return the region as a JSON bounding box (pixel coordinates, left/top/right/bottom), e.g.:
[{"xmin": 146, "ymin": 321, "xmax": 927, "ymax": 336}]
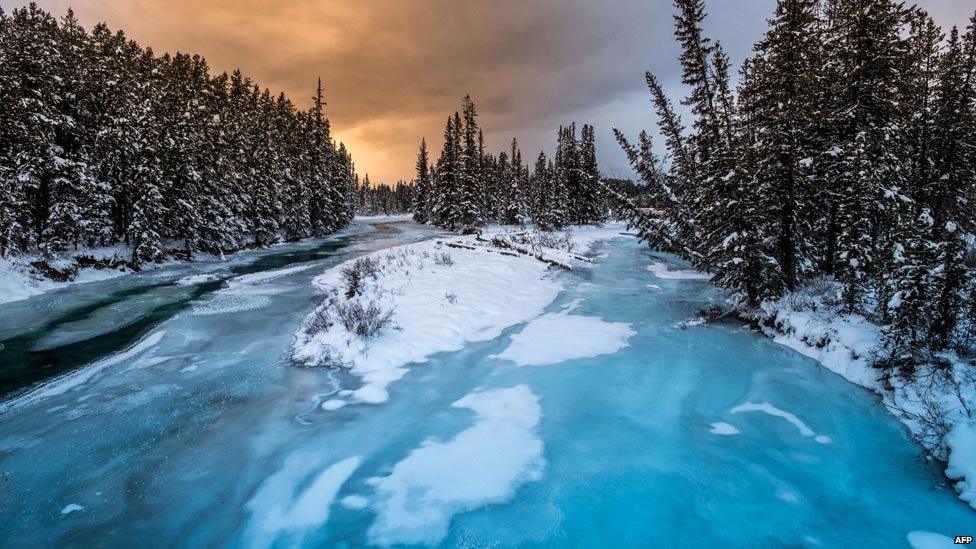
[
  {"xmin": 908, "ymin": 531, "xmax": 956, "ymax": 549},
  {"xmin": 175, "ymin": 273, "xmax": 222, "ymax": 285},
  {"xmin": 366, "ymin": 385, "xmax": 544, "ymax": 546},
  {"xmin": 245, "ymin": 456, "xmax": 361, "ymax": 547},
  {"xmin": 647, "ymin": 261, "xmax": 712, "ymax": 280},
  {"xmin": 339, "ymin": 495, "xmax": 369, "ymax": 510},
  {"xmin": 748, "ymin": 285, "xmax": 976, "ymax": 508},
  {"xmin": 496, "ymin": 309, "xmax": 634, "ymax": 366},
  {"xmin": 1, "ymin": 227, "xmax": 973, "ymax": 547},
  {"xmin": 709, "ymin": 422, "xmax": 740, "ymax": 435},
  {"xmin": 60, "ymin": 503, "xmax": 84, "ymax": 516},
  {"xmin": 321, "ymin": 399, "xmax": 347, "ymax": 411},
  {"xmin": 0, "ymin": 330, "xmax": 167, "ymax": 415},
  {"xmin": 731, "ymin": 401, "xmax": 831, "ymax": 444}
]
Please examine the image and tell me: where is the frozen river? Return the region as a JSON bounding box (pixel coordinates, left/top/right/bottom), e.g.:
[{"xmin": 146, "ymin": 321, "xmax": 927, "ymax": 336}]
[{"xmin": 0, "ymin": 221, "xmax": 971, "ymax": 547}]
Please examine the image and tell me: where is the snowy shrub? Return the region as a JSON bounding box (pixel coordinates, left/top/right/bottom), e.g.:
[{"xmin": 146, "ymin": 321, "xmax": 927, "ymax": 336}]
[
  {"xmin": 341, "ymin": 257, "xmax": 380, "ymax": 298},
  {"xmin": 533, "ymin": 230, "xmax": 575, "ymax": 253},
  {"xmin": 382, "ymin": 248, "xmax": 419, "ymax": 269},
  {"xmin": 335, "ymin": 299, "xmax": 395, "ymax": 338},
  {"xmin": 782, "ymin": 276, "xmax": 842, "ymax": 312},
  {"xmin": 304, "ymin": 304, "xmax": 335, "ymax": 334},
  {"xmin": 434, "ymin": 252, "xmax": 454, "ymax": 266},
  {"xmin": 444, "ymin": 292, "xmax": 458, "ymax": 305}
]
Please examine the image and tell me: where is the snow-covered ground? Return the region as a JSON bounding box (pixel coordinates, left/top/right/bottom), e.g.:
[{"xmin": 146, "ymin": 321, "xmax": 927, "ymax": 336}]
[
  {"xmin": 743, "ymin": 286, "xmax": 976, "ymax": 510},
  {"xmin": 292, "ymin": 224, "xmax": 628, "ymax": 409},
  {"xmin": 0, "ymin": 250, "xmax": 131, "ymax": 305}
]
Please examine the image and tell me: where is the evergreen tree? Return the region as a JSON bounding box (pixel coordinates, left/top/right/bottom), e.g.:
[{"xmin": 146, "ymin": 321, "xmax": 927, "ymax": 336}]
[
  {"xmin": 738, "ymin": 0, "xmax": 822, "ymax": 293},
  {"xmin": 412, "ymin": 138, "xmax": 431, "ymax": 223},
  {"xmin": 0, "ymin": 4, "xmax": 357, "ymax": 265},
  {"xmin": 458, "ymin": 95, "xmax": 484, "ymax": 233},
  {"xmin": 503, "ymin": 138, "xmax": 526, "ymax": 226}
]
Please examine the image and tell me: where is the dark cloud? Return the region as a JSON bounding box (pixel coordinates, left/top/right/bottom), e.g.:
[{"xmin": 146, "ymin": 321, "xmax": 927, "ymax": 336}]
[{"xmin": 4, "ymin": 0, "xmax": 972, "ymax": 182}]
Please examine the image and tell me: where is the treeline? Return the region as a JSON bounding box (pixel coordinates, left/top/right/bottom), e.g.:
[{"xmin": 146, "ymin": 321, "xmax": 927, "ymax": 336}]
[
  {"xmin": 354, "ymin": 176, "xmax": 416, "ymax": 216},
  {"xmin": 616, "ymin": 0, "xmax": 976, "ymax": 373},
  {"xmin": 412, "ymin": 96, "xmax": 606, "ymax": 233},
  {"xmin": 0, "ymin": 4, "xmax": 355, "ymax": 266}
]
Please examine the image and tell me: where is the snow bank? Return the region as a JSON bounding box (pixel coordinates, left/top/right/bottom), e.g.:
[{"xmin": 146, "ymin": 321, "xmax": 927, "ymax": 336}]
[
  {"xmin": 946, "ymin": 422, "xmax": 976, "ymax": 507},
  {"xmin": 0, "ymin": 256, "xmax": 126, "ymax": 305},
  {"xmin": 366, "ymin": 385, "xmax": 544, "ymax": 546},
  {"xmin": 746, "ymin": 283, "xmax": 976, "ymax": 509},
  {"xmin": 292, "ymin": 226, "xmax": 623, "ymax": 408},
  {"xmin": 496, "ymin": 309, "xmax": 634, "ymax": 366}
]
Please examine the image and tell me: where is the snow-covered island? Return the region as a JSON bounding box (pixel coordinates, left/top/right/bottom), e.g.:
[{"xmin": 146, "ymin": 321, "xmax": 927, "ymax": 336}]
[{"xmin": 292, "ymin": 225, "xmax": 631, "ymax": 408}]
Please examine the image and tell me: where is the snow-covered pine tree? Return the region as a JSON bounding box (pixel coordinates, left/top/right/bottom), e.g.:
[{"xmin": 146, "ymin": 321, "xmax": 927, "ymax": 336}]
[
  {"xmin": 249, "ymin": 88, "xmax": 282, "ymax": 247},
  {"xmin": 577, "ymin": 124, "xmax": 605, "ymax": 225},
  {"xmin": 926, "ymin": 24, "xmax": 976, "ymax": 350},
  {"xmin": 458, "ymin": 95, "xmax": 484, "ymax": 234},
  {"xmin": 737, "ymin": 0, "xmax": 822, "ymax": 294},
  {"xmin": 0, "ymin": 5, "xmax": 357, "ymax": 264},
  {"xmin": 412, "ymin": 138, "xmax": 431, "ymax": 223},
  {"xmin": 531, "ymin": 151, "xmax": 551, "ymax": 229},
  {"xmin": 503, "ymin": 138, "xmax": 526, "ymax": 226},
  {"xmin": 818, "ymin": 0, "xmax": 908, "ymax": 311},
  {"xmin": 431, "ymin": 115, "xmax": 460, "ymax": 230}
]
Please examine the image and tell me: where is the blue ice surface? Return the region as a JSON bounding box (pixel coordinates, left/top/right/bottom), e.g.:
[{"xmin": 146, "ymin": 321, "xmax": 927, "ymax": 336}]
[{"xmin": 0, "ymin": 228, "xmax": 971, "ymax": 547}]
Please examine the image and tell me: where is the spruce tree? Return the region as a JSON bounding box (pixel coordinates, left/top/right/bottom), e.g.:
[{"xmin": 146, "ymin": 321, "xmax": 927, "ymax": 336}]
[
  {"xmin": 458, "ymin": 95, "xmax": 484, "ymax": 233},
  {"xmin": 412, "ymin": 138, "xmax": 431, "ymax": 223}
]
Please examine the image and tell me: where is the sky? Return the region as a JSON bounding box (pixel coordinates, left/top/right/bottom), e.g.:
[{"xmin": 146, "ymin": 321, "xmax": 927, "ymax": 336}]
[{"xmin": 4, "ymin": 0, "xmax": 973, "ymax": 183}]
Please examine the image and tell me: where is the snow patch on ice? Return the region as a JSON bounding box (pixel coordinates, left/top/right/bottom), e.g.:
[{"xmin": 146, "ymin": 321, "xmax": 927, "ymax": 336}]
[
  {"xmin": 190, "ymin": 265, "xmax": 313, "ymax": 316},
  {"xmin": 232, "ymin": 264, "xmax": 315, "ymax": 285},
  {"xmin": 340, "ymin": 495, "xmax": 369, "ymax": 510},
  {"xmin": 709, "ymin": 422, "xmax": 739, "ymax": 435},
  {"xmin": 367, "ymin": 385, "xmax": 544, "ymax": 546},
  {"xmin": 731, "ymin": 401, "xmax": 830, "ymax": 444},
  {"xmin": 60, "ymin": 503, "xmax": 84, "ymax": 515},
  {"xmin": 175, "ymin": 273, "xmax": 222, "ymax": 285},
  {"xmin": 907, "ymin": 531, "xmax": 955, "ymax": 549},
  {"xmin": 496, "ymin": 309, "xmax": 634, "ymax": 366},
  {"xmin": 647, "ymin": 261, "xmax": 712, "ymax": 280},
  {"xmin": 321, "ymin": 399, "xmax": 347, "ymax": 411},
  {"xmin": 245, "ymin": 455, "xmax": 360, "ymax": 547}
]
